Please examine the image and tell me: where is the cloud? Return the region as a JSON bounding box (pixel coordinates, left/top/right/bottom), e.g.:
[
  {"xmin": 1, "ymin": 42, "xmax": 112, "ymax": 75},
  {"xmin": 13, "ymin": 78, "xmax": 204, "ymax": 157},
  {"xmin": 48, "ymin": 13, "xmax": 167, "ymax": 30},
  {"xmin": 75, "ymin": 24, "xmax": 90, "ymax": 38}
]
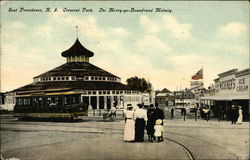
[
  {"xmin": 161, "ymin": 15, "xmax": 192, "ymax": 40},
  {"xmin": 108, "ymin": 27, "xmax": 130, "ymax": 37},
  {"xmin": 139, "ymin": 15, "xmax": 192, "ymax": 40},
  {"xmin": 218, "ymin": 22, "xmax": 247, "ymax": 37},
  {"xmin": 1, "ymin": 21, "xmax": 27, "ymax": 40},
  {"xmin": 139, "ymin": 15, "xmax": 160, "ymax": 34},
  {"xmin": 136, "ymin": 34, "xmax": 171, "ymax": 54},
  {"xmin": 35, "ymin": 25, "xmax": 53, "ymax": 37}
]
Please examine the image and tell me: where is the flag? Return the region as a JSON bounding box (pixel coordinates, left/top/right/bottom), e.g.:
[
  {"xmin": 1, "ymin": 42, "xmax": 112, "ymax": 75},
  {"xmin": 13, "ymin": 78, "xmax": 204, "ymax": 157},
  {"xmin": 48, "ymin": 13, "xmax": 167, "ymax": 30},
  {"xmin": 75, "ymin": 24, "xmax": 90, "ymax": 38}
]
[{"xmin": 192, "ymin": 68, "xmax": 203, "ymax": 80}]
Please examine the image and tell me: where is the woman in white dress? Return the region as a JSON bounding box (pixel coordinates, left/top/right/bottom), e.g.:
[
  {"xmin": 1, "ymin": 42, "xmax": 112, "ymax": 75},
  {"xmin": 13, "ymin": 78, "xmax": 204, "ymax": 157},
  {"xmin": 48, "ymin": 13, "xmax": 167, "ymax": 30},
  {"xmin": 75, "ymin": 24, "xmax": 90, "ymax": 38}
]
[
  {"xmin": 123, "ymin": 104, "xmax": 135, "ymax": 141},
  {"xmin": 237, "ymin": 106, "xmax": 243, "ymax": 124}
]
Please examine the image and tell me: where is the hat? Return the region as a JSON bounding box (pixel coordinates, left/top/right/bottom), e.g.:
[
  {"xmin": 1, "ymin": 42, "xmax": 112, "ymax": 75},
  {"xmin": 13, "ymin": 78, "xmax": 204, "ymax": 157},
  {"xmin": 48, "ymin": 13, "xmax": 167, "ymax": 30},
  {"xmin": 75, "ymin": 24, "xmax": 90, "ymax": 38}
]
[
  {"xmin": 127, "ymin": 105, "xmax": 133, "ymax": 109},
  {"xmin": 137, "ymin": 103, "xmax": 143, "ymax": 108},
  {"xmin": 155, "ymin": 119, "xmax": 162, "ymax": 125}
]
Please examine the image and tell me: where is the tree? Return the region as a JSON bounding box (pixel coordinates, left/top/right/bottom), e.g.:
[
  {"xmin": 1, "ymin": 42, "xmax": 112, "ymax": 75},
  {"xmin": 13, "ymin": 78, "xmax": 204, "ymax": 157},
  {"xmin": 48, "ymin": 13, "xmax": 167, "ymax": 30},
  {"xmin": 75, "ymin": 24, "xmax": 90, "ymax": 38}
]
[{"xmin": 126, "ymin": 76, "xmax": 153, "ymax": 93}]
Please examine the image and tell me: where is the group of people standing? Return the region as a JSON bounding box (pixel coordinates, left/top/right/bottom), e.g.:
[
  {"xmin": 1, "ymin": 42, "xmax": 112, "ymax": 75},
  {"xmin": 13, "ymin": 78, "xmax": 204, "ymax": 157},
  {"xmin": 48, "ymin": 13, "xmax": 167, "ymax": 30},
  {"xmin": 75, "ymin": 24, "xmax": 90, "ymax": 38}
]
[
  {"xmin": 123, "ymin": 103, "xmax": 165, "ymax": 143},
  {"xmin": 231, "ymin": 105, "xmax": 243, "ymax": 125}
]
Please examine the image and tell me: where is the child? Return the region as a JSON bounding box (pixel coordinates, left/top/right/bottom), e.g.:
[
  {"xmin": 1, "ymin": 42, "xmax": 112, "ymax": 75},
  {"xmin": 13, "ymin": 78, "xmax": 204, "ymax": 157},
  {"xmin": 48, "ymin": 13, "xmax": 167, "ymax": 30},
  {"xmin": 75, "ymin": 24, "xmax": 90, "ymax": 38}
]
[{"xmin": 154, "ymin": 119, "xmax": 164, "ymax": 142}]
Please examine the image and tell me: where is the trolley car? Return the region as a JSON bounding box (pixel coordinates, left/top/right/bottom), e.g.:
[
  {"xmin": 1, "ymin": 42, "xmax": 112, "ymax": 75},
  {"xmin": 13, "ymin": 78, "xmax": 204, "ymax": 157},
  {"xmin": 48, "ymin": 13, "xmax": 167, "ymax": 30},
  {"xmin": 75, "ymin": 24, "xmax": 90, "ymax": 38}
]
[{"xmin": 13, "ymin": 92, "xmax": 88, "ymax": 120}]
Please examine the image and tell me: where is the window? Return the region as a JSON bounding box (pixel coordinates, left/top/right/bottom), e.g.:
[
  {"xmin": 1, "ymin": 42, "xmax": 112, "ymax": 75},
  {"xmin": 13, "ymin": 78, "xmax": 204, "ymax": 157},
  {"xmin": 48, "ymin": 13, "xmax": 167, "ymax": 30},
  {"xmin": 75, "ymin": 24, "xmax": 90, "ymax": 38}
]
[
  {"xmin": 85, "ymin": 77, "xmax": 89, "ymax": 80},
  {"xmin": 53, "ymin": 77, "xmax": 56, "ymax": 81},
  {"xmin": 93, "ymin": 91, "xmax": 96, "ymax": 95},
  {"xmin": 66, "ymin": 77, "xmax": 69, "ymax": 80},
  {"xmin": 88, "ymin": 91, "xmax": 92, "ymax": 94},
  {"xmin": 99, "ymin": 77, "xmax": 102, "ymax": 80},
  {"xmin": 103, "ymin": 91, "xmax": 106, "ymax": 94},
  {"xmin": 95, "ymin": 77, "xmax": 98, "ymax": 80},
  {"xmin": 72, "ymin": 77, "xmax": 76, "ymax": 80},
  {"xmin": 102, "ymin": 77, "xmax": 105, "ymax": 80},
  {"xmin": 99, "ymin": 91, "xmax": 102, "ymax": 95},
  {"xmin": 62, "ymin": 77, "xmax": 65, "ymax": 80},
  {"xmin": 91, "ymin": 77, "xmax": 94, "ymax": 80}
]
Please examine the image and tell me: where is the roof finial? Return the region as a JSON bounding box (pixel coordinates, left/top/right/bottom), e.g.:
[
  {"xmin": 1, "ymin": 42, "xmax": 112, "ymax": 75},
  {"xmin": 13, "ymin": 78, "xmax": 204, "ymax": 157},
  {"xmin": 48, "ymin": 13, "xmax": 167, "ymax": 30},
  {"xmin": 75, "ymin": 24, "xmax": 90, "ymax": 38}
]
[{"xmin": 76, "ymin": 26, "xmax": 78, "ymax": 39}]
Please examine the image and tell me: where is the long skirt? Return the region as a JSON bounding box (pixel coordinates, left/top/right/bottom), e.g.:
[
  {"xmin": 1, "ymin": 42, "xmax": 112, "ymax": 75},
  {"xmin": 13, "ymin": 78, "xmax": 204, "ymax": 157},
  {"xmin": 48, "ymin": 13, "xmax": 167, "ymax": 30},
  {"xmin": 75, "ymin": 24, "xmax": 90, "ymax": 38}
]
[
  {"xmin": 237, "ymin": 114, "xmax": 243, "ymax": 124},
  {"xmin": 135, "ymin": 118, "xmax": 145, "ymax": 142},
  {"xmin": 124, "ymin": 119, "xmax": 135, "ymax": 141},
  {"xmin": 146, "ymin": 119, "xmax": 155, "ymax": 136}
]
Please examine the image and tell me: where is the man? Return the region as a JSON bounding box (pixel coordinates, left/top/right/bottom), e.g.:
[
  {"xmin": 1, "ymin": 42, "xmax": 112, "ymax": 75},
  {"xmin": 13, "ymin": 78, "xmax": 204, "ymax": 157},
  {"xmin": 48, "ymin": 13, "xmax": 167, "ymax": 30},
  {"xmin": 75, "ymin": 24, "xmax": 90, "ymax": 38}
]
[
  {"xmin": 181, "ymin": 108, "xmax": 187, "ymax": 121},
  {"xmin": 170, "ymin": 107, "xmax": 174, "ymax": 120},
  {"xmin": 154, "ymin": 103, "xmax": 165, "ymax": 141},
  {"xmin": 218, "ymin": 106, "xmax": 222, "ymax": 122},
  {"xmin": 110, "ymin": 105, "xmax": 117, "ymax": 119},
  {"xmin": 231, "ymin": 105, "xmax": 238, "ymax": 125},
  {"xmin": 203, "ymin": 107, "xmax": 209, "ymax": 122}
]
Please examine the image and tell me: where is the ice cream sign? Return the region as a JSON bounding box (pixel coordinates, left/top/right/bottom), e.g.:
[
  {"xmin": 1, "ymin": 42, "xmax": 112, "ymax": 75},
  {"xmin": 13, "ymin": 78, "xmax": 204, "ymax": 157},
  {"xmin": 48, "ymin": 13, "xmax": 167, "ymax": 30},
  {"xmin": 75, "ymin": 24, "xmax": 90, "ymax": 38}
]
[{"xmin": 237, "ymin": 77, "xmax": 249, "ymax": 92}]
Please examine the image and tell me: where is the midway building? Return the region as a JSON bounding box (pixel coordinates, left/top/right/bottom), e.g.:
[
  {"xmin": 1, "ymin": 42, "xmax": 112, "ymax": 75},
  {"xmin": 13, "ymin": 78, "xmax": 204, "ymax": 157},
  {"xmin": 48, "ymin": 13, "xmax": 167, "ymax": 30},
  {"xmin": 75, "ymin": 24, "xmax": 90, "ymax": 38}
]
[{"xmin": 200, "ymin": 68, "xmax": 250, "ymax": 121}]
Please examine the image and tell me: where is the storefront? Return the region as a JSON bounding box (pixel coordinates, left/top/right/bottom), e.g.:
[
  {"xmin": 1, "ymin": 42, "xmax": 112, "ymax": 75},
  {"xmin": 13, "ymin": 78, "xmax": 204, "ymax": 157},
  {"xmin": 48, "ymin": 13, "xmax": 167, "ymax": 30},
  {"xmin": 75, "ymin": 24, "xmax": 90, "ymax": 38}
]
[{"xmin": 201, "ymin": 68, "xmax": 250, "ymax": 121}]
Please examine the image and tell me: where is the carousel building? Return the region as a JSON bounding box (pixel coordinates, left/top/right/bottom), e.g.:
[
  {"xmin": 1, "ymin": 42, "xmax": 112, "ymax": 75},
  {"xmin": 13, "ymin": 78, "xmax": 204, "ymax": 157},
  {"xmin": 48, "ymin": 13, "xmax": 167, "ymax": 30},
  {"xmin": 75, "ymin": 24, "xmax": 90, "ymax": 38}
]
[{"xmin": 12, "ymin": 38, "xmax": 142, "ymax": 115}]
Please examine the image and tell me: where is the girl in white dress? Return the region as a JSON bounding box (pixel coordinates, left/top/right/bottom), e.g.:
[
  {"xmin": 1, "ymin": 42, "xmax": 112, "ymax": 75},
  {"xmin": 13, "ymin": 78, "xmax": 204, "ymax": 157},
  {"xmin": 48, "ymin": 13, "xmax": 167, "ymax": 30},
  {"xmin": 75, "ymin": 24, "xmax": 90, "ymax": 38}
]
[
  {"xmin": 123, "ymin": 104, "xmax": 135, "ymax": 141},
  {"xmin": 154, "ymin": 119, "xmax": 164, "ymax": 142}
]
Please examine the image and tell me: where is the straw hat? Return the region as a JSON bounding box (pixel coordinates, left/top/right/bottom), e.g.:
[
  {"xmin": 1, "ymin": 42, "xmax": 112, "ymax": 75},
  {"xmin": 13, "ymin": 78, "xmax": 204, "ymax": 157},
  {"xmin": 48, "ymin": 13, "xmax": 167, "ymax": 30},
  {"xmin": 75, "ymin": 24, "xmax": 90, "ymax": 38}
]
[
  {"xmin": 155, "ymin": 119, "xmax": 162, "ymax": 125},
  {"xmin": 127, "ymin": 104, "xmax": 133, "ymax": 108}
]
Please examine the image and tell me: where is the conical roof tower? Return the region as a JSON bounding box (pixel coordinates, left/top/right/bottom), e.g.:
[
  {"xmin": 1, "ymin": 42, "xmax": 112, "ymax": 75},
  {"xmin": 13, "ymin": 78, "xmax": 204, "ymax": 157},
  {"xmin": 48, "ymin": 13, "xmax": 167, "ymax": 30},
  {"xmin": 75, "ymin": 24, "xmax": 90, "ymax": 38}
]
[{"xmin": 61, "ymin": 38, "xmax": 94, "ymax": 63}]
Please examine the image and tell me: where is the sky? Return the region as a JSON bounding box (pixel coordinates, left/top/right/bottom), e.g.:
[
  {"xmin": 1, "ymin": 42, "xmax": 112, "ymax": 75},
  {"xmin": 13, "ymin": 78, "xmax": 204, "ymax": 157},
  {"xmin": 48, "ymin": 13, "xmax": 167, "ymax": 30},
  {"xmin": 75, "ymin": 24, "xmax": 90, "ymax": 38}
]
[{"xmin": 0, "ymin": 1, "xmax": 249, "ymax": 92}]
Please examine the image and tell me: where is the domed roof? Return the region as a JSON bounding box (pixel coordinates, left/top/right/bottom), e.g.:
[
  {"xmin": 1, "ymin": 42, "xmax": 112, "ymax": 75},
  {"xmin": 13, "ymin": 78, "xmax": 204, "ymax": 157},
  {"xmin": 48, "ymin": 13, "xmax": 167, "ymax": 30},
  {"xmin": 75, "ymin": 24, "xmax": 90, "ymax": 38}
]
[{"xmin": 61, "ymin": 39, "xmax": 94, "ymax": 57}]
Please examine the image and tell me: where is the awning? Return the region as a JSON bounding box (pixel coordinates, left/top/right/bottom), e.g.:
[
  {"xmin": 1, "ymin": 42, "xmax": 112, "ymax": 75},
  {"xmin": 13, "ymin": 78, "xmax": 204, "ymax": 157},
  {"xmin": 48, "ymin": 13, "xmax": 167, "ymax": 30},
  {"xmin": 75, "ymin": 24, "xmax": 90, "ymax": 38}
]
[
  {"xmin": 45, "ymin": 91, "xmax": 79, "ymax": 96},
  {"xmin": 201, "ymin": 94, "xmax": 249, "ymax": 101},
  {"xmin": 14, "ymin": 94, "xmax": 32, "ymax": 98},
  {"xmin": 14, "ymin": 91, "xmax": 79, "ymax": 97}
]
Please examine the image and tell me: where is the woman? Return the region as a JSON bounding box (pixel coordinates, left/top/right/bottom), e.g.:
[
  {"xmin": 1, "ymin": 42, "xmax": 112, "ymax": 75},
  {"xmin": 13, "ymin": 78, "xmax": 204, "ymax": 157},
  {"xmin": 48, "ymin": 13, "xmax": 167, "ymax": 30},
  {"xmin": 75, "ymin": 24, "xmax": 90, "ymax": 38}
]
[
  {"xmin": 237, "ymin": 106, "xmax": 243, "ymax": 124},
  {"xmin": 146, "ymin": 104, "xmax": 156, "ymax": 142},
  {"xmin": 123, "ymin": 104, "xmax": 135, "ymax": 142},
  {"xmin": 134, "ymin": 104, "xmax": 148, "ymax": 142}
]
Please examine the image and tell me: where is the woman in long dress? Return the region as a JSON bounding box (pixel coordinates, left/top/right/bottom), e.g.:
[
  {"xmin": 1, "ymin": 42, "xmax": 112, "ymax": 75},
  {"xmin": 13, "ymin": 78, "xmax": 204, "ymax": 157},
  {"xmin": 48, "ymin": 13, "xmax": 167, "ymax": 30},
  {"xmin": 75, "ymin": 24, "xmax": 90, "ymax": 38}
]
[
  {"xmin": 124, "ymin": 104, "xmax": 135, "ymax": 141},
  {"xmin": 237, "ymin": 106, "xmax": 243, "ymax": 124},
  {"xmin": 146, "ymin": 104, "xmax": 156, "ymax": 142},
  {"xmin": 134, "ymin": 104, "xmax": 148, "ymax": 142}
]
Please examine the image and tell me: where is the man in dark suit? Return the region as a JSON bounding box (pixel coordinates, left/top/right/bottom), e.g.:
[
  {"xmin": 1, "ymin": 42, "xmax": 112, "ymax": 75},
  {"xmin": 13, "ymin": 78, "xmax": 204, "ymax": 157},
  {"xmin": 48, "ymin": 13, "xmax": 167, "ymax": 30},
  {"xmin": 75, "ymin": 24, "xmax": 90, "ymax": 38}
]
[
  {"xmin": 171, "ymin": 107, "xmax": 174, "ymax": 120},
  {"xmin": 154, "ymin": 103, "xmax": 165, "ymax": 141},
  {"xmin": 231, "ymin": 105, "xmax": 238, "ymax": 125}
]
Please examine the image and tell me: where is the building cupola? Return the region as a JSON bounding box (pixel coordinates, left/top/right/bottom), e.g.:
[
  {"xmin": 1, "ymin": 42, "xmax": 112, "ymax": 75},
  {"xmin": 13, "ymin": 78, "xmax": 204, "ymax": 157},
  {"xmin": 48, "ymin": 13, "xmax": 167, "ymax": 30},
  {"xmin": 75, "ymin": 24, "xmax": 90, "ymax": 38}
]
[{"xmin": 61, "ymin": 38, "xmax": 94, "ymax": 63}]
